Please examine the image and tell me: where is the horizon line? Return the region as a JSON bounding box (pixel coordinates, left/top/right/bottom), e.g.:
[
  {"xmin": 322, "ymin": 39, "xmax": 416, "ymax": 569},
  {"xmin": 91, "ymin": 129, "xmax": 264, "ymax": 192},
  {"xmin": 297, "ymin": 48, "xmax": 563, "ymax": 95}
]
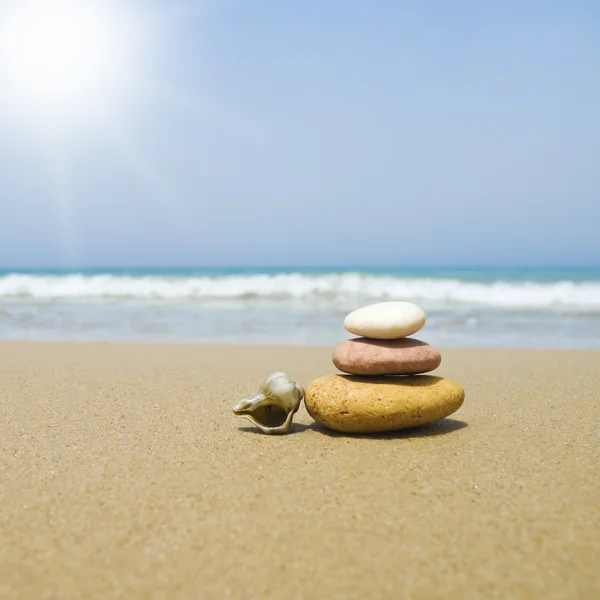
[{"xmin": 1, "ymin": 264, "xmax": 599, "ymax": 272}]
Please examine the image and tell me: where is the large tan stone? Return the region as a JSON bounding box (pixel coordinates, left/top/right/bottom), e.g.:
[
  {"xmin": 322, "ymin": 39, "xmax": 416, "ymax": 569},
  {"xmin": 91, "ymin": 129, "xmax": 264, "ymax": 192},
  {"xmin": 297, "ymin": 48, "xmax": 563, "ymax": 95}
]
[
  {"xmin": 332, "ymin": 337, "xmax": 441, "ymax": 375},
  {"xmin": 305, "ymin": 375, "xmax": 464, "ymax": 433}
]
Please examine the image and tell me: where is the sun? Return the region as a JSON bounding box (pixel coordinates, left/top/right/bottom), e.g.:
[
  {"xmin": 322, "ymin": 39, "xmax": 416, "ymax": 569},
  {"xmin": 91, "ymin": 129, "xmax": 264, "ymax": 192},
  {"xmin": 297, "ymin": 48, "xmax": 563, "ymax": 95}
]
[{"xmin": 0, "ymin": 0, "xmax": 146, "ymax": 136}]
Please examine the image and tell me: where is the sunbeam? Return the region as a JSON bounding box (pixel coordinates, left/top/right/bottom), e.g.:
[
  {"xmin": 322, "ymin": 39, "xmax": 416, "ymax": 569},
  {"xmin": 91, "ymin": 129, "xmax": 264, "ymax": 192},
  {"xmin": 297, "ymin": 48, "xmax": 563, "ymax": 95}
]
[
  {"xmin": 38, "ymin": 141, "xmax": 81, "ymax": 265},
  {"xmin": 0, "ymin": 0, "xmax": 261, "ymax": 265},
  {"xmin": 0, "ymin": 0, "xmax": 150, "ymax": 138}
]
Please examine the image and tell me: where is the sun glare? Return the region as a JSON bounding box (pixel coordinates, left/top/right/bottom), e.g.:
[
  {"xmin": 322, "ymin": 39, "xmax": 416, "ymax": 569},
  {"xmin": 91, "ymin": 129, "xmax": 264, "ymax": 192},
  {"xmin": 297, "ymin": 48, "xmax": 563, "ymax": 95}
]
[{"xmin": 0, "ymin": 0, "xmax": 145, "ymax": 135}]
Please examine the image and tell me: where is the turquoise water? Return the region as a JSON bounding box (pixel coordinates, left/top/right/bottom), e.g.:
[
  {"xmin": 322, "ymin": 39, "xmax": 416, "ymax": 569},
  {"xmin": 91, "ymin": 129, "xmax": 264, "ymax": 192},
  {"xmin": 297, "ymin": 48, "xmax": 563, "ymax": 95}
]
[
  {"xmin": 1, "ymin": 266, "xmax": 599, "ymax": 347},
  {"xmin": 3, "ymin": 265, "xmax": 600, "ymax": 281}
]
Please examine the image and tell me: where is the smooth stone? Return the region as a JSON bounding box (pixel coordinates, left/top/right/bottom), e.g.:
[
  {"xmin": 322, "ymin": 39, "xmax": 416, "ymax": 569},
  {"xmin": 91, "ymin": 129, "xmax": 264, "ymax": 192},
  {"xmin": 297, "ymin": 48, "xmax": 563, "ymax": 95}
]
[
  {"xmin": 332, "ymin": 337, "xmax": 441, "ymax": 376},
  {"xmin": 305, "ymin": 375, "xmax": 464, "ymax": 433},
  {"xmin": 344, "ymin": 301, "xmax": 426, "ymax": 339}
]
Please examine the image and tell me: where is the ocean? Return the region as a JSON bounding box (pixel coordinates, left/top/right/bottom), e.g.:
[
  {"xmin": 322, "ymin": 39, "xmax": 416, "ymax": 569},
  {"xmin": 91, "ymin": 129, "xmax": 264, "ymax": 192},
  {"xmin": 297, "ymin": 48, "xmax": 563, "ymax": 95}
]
[{"xmin": 1, "ymin": 266, "xmax": 600, "ymax": 348}]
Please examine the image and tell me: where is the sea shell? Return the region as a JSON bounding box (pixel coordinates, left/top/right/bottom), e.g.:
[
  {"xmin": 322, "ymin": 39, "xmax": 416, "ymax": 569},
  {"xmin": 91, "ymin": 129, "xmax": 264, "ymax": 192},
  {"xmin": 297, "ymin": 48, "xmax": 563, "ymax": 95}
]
[{"xmin": 232, "ymin": 372, "xmax": 305, "ymax": 434}]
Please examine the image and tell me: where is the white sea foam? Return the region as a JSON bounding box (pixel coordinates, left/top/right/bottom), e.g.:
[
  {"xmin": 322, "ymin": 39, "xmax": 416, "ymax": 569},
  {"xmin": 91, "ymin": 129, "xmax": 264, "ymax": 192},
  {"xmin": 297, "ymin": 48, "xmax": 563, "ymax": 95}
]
[{"xmin": 1, "ymin": 272, "xmax": 600, "ymax": 311}]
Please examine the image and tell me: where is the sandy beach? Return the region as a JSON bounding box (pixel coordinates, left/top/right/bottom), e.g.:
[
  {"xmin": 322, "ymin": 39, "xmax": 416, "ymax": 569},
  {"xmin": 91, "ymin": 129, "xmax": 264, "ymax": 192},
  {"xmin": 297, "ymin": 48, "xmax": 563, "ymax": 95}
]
[{"xmin": 0, "ymin": 342, "xmax": 598, "ymax": 599}]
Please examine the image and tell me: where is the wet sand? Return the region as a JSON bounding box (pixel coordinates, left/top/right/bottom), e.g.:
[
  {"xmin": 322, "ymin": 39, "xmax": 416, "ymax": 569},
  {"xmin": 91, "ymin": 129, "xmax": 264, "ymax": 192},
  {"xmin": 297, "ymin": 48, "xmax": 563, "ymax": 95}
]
[{"xmin": 0, "ymin": 343, "xmax": 598, "ymax": 599}]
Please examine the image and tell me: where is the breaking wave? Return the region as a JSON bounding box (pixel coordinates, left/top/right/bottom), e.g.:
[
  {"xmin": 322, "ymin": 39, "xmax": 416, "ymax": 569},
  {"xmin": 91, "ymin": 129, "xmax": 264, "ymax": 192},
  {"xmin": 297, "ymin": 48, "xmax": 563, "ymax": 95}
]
[{"xmin": 1, "ymin": 272, "xmax": 600, "ymax": 311}]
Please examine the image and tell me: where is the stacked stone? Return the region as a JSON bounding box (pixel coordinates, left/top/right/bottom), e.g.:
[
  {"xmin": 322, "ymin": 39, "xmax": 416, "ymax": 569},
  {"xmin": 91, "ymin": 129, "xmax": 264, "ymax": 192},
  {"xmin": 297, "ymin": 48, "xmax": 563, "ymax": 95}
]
[{"xmin": 305, "ymin": 302, "xmax": 465, "ymax": 433}]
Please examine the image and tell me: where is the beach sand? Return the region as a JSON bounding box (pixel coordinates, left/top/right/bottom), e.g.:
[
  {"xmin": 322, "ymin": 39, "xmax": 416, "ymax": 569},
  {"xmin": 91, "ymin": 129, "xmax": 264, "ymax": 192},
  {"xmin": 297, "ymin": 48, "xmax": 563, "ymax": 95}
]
[{"xmin": 0, "ymin": 342, "xmax": 598, "ymax": 599}]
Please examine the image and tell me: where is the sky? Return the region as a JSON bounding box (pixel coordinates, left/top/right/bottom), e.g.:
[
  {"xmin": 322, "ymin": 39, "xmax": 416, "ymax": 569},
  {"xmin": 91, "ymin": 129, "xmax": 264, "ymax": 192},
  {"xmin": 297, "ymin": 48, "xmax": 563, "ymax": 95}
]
[{"xmin": 0, "ymin": 0, "xmax": 599, "ymax": 268}]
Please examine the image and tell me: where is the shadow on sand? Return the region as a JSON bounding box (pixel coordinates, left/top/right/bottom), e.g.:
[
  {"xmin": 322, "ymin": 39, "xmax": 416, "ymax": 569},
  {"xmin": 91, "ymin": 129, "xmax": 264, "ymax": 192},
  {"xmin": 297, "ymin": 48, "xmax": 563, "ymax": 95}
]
[
  {"xmin": 238, "ymin": 418, "xmax": 467, "ymax": 439},
  {"xmin": 237, "ymin": 422, "xmax": 314, "ymax": 435}
]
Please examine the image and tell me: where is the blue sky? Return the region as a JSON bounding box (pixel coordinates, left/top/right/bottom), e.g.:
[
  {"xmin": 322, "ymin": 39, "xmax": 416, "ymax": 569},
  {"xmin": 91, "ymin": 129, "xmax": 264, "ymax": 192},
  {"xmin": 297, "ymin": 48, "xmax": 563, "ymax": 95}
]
[{"xmin": 1, "ymin": 0, "xmax": 599, "ymax": 268}]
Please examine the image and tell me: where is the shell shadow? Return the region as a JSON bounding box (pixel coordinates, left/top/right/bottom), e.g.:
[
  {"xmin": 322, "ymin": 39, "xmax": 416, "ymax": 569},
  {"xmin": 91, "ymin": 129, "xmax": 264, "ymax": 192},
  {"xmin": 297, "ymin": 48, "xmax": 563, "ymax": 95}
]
[
  {"xmin": 237, "ymin": 422, "xmax": 313, "ymax": 435},
  {"xmin": 308, "ymin": 418, "xmax": 468, "ymax": 440}
]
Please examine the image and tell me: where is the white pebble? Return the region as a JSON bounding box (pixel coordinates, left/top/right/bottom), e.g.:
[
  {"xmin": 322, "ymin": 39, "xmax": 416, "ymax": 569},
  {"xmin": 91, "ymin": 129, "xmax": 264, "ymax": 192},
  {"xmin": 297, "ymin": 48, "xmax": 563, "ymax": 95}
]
[{"xmin": 344, "ymin": 301, "xmax": 426, "ymax": 339}]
